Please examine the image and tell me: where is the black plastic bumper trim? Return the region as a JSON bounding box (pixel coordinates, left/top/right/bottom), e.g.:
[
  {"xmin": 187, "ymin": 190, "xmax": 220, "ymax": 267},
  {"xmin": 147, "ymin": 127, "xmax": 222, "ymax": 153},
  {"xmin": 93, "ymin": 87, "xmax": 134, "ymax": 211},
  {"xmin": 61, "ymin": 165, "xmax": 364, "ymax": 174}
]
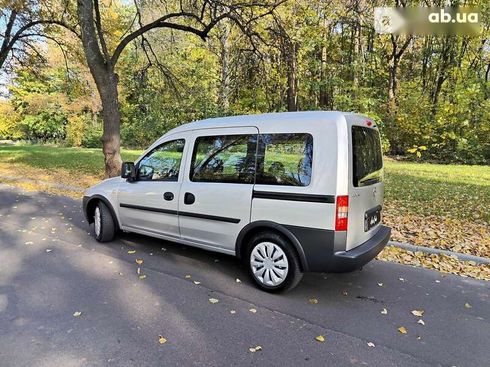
[
  {"xmin": 119, "ymin": 203, "xmax": 240, "ymax": 224},
  {"xmin": 329, "ymin": 225, "xmax": 391, "ymax": 272},
  {"xmin": 120, "ymin": 203, "xmax": 178, "ymax": 216}
]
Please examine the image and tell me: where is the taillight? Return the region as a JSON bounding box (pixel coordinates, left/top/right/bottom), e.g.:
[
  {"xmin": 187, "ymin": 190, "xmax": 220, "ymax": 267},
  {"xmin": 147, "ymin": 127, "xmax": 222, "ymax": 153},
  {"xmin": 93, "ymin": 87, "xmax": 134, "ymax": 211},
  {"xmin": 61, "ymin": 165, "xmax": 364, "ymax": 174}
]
[{"xmin": 335, "ymin": 195, "xmax": 349, "ymax": 231}]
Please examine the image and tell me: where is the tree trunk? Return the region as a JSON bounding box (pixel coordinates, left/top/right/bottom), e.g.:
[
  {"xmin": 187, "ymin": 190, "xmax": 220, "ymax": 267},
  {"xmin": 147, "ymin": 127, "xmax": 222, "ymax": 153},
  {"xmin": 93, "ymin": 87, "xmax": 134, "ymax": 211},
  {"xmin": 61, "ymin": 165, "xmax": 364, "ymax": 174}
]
[
  {"xmin": 218, "ymin": 22, "xmax": 231, "ymax": 111},
  {"xmin": 98, "ymin": 72, "xmax": 122, "ymax": 177},
  {"xmin": 285, "ymin": 41, "xmax": 298, "ymax": 111},
  {"xmin": 77, "ymin": 0, "xmax": 122, "ymax": 177},
  {"xmin": 0, "ymin": 10, "xmax": 18, "ymax": 70},
  {"xmin": 388, "ymin": 57, "xmax": 398, "ymax": 110}
]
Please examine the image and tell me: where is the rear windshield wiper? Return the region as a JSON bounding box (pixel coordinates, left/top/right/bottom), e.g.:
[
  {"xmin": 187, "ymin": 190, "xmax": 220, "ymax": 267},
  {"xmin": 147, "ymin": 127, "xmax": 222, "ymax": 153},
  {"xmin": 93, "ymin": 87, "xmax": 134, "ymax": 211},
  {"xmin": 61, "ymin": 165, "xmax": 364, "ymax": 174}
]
[{"xmin": 359, "ymin": 177, "xmax": 380, "ymax": 186}]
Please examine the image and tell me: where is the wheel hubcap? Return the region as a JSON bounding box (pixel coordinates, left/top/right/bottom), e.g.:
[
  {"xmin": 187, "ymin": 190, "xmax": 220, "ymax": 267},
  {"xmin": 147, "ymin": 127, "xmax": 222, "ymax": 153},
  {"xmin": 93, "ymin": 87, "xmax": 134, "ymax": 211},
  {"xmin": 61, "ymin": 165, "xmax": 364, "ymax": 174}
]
[
  {"xmin": 250, "ymin": 242, "xmax": 289, "ymax": 287},
  {"xmin": 94, "ymin": 206, "xmax": 101, "ymax": 237}
]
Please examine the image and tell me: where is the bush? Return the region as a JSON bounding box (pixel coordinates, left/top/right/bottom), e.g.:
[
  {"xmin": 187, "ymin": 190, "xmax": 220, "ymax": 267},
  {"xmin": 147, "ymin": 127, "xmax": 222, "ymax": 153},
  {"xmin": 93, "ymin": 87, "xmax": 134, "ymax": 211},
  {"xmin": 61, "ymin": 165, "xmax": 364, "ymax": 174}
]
[
  {"xmin": 82, "ymin": 124, "xmax": 103, "ymax": 148},
  {"xmin": 65, "ymin": 115, "xmax": 86, "ymax": 147},
  {"xmin": 0, "ymin": 102, "xmax": 24, "ymax": 140},
  {"xmin": 19, "ymin": 111, "xmax": 66, "ymax": 142}
]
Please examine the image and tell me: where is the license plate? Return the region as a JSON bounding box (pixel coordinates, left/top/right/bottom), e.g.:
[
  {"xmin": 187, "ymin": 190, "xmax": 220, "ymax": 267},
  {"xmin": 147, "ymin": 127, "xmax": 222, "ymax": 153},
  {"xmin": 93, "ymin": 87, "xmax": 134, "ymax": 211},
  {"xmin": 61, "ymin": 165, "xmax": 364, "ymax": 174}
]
[{"xmin": 364, "ymin": 206, "xmax": 381, "ymax": 232}]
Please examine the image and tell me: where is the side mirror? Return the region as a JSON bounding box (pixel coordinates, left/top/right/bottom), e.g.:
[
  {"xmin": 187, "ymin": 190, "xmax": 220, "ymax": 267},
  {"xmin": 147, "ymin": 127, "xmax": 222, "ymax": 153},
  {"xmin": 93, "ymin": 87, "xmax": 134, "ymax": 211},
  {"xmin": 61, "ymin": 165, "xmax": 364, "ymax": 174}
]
[{"xmin": 121, "ymin": 162, "xmax": 136, "ymax": 181}]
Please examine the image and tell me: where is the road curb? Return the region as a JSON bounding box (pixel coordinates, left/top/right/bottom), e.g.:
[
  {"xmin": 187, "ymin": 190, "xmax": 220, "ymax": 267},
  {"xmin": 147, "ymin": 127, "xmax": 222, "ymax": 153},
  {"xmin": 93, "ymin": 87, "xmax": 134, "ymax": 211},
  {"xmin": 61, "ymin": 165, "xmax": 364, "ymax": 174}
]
[{"xmin": 388, "ymin": 241, "xmax": 490, "ymax": 265}]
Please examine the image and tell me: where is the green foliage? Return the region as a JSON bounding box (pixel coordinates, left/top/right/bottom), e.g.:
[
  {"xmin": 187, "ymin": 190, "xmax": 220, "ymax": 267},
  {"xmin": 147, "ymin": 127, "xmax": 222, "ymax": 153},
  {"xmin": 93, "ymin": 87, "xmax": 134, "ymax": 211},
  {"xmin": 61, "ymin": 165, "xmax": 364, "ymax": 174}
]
[
  {"xmin": 81, "ymin": 124, "xmax": 103, "ymax": 148},
  {"xmin": 0, "ymin": 101, "xmax": 23, "ymax": 139},
  {"xmin": 20, "ymin": 111, "xmax": 66, "ymax": 142}
]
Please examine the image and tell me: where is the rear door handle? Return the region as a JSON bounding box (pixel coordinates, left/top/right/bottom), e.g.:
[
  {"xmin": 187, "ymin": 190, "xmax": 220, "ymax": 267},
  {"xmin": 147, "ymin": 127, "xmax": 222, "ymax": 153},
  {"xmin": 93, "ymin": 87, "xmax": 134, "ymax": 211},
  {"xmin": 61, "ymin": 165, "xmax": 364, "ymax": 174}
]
[
  {"xmin": 184, "ymin": 192, "xmax": 195, "ymax": 205},
  {"xmin": 163, "ymin": 192, "xmax": 174, "ymax": 201}
]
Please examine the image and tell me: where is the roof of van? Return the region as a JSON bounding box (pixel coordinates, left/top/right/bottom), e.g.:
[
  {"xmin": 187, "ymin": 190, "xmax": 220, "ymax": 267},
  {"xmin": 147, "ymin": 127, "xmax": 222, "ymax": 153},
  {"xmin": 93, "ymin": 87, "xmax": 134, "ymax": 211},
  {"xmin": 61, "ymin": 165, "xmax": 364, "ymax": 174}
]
[{"xmin": 165, "ymin": 111, "xmax": 362, "ymax": 135}]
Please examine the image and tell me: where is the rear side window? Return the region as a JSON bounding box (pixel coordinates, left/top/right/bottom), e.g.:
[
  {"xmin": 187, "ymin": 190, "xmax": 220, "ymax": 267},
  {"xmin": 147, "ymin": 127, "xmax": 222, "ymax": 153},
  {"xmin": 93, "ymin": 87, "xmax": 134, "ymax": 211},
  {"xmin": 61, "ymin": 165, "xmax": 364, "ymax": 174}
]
[
  {"xmin": 256, "ymin": 133, "xmax": 313, "ymax": 186},
  {"xmin": 190, "ymin": 135, "xmax": 257, "ymax": 184},
  {"xmin": 352, "ymin": 126, "xmax": 383, "ymax": 187}
]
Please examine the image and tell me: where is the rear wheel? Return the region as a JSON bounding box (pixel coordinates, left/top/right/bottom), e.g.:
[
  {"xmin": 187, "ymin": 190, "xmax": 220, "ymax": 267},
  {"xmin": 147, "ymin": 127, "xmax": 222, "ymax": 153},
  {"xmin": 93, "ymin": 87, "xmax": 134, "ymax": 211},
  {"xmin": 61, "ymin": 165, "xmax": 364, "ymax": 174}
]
[
  {"xmin": 246, "ymin": 231, "xmax": 303, "ymax": 292},
  {"xmin": 93, "ymin": 201, "xmax": 115, "ymax": 242}
]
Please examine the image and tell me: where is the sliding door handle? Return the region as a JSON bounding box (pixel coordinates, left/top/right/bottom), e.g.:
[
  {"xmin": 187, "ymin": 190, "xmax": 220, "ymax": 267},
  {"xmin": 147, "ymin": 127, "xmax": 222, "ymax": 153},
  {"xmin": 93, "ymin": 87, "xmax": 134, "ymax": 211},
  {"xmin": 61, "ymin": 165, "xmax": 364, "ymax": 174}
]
[{"xmin": 184, "ymin": 192, "xmax": 195, "ymax": 205}]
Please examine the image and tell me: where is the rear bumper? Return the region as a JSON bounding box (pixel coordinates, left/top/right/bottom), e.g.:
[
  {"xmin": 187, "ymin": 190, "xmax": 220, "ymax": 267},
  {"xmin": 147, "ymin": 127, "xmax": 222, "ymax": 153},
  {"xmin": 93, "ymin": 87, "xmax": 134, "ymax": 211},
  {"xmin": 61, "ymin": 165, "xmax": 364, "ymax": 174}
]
[{"xmin": 329, "ymin": 225, "xmax": 391, "ymax": 272}]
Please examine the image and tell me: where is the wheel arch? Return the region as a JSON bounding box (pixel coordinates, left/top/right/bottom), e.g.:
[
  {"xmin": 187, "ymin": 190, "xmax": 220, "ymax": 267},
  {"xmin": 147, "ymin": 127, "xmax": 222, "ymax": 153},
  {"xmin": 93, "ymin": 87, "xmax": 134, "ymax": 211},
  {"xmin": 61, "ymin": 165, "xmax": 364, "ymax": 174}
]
[
  {"xmin": 235, "ymin": 220, "xmax": 309, "ymax": 272},
  {"xmin": 83, "ymin": 195, "xmax": 120, "ymax": 230}
]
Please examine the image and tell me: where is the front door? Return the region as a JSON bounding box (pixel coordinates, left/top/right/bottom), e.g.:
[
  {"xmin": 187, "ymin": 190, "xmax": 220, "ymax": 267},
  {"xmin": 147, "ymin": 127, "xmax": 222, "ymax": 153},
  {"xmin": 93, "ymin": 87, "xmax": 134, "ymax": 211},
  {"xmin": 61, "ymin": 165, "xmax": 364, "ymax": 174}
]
[
  {"xmin": 179, "ymin": 127, "xmax": 259, "ymax": 251},
  {"xmin": 117, "ymin": 138, "xmax": 186, "ymax": 239}
]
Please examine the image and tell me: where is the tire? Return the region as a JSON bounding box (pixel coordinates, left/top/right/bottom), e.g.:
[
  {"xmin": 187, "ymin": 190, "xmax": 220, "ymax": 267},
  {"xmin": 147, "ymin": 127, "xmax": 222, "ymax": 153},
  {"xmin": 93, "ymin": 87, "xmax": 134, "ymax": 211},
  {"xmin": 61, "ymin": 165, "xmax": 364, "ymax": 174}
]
[
  {"xmin": 246, "ymin": 231, "xmax": 303, "ymax": 293},
  {"xmin": 93, "ymin": 201, "xmax": 116, "ymax": 242}
]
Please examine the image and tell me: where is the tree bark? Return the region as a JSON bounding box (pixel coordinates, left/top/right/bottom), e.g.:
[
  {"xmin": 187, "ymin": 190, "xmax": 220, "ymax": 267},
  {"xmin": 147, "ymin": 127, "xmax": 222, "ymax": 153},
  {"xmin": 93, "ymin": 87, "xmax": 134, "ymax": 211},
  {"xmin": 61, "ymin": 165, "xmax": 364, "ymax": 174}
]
[
  {"xmin": 285, "ymin": 40, "xmax": 298, "ymax": 111},
  {"xmin": 98, "ymin": 72, "xmax": 122, "ymax": 177},
  {"xmin": 77, "ymin": 0, "xmax": 122, "ymax": 177},
  {"xmin": 218, "ymin": 22, "xmax": 231, "ymax": 111},
  {"xmin": 0, "ymin": 10, "xmax": 18, "ymax": 69}
]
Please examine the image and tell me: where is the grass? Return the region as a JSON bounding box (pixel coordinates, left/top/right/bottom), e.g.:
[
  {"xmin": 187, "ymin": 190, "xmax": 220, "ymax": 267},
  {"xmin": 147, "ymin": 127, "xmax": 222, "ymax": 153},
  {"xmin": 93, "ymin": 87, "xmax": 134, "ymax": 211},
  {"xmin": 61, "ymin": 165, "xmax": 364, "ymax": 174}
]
[
  {"xmin": 0, "ymin": 144, "xmax": 142, "ymax": 177},
  {"xmin": 384, "ymin": 160, "xmax": 490, "ymax": 223}
]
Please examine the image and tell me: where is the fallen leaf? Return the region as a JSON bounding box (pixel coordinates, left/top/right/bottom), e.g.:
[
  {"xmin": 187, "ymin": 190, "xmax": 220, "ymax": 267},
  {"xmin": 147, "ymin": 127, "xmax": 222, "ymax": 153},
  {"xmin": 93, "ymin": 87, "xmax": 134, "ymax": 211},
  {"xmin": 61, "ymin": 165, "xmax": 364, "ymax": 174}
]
[
  {"xmin": 209, "ymin": 298, "xmax": 219, "ymax": 304},
  {"xmin": 308, "ymin": 298, "xmax": 319, "ymax": 304},
  {"xmin": 137, "ymin": 267, "xmax": 141, "ymax": 275},
  {"xmin": 236, "ymin": 278, "xmax": 241, "ymax": 283},
  {"xmin": 139, "ymin": 275, "xmax": 146, "ymax": 280},
  {"xmin": 135, "ymin": 259, "xmax": 143, "ymax": 265},
  {"xmin": 377, "ymin": 282, "xmax": 383, "ymax": 287},
  {"xmin": 73, "ymin": 311, "xmax": 82, "ymax": 317},
  {"xmin": 398, "ymin": 326, "xmax": 407, "ymax": 334},
  {"xmin": 158, "ymin": 335, "xmax": 167, "ymax": 344},
  {"xmin": 193, "ymin": 281, "xmax": 201, "ymax": 285},
  {"xmin": 128, "ymin": 250, "xmax": 136, "ymax": 254},
  {"xmin": 417, "ymin": 319, "xmax": 425, "ymax": 325},
  {"xmin": 230, "ymin": 310, "xmax": 236, "ymax": 314},
  {"xmin": 249, "ymin": 345, "xmax": 262, "ymax": 353},
  {"xmin": 342, "ymin": 290, "xmax": 348, "ymax": 296},
  {"xmin": 464, "ymin": 303, "xmax": 472, "ymax": 309},
  {"xmin": 411, "ymin": 310, "xmax": 424, "ymax": 317},
  {"xmin": 185, "ymin": 275, "xmax": 191, "ymax": 279},
  {"xmin": 249, "ymin": 308, "xmax": 257, "ymax": 313},
  {"xmin": 398, "ymin": 278, "xmax": 405, "ymax": 282},
  {"xmin": 315, "ymin": 335, "xmax": 325, "ymax": 343},
  {"xmin": 381, "ymin": 308, "xmax": 388, "ymax": 315},
  {"xmin": 45, "ymin": 249, "xmax": 52, "ymax": 253},
  {"xmin": 367, "ymin": 342, "xmax": 375, "ymax": 347},
  {"xmin": 24, "ymin": 241, "xmax": 33, "ymax": 245}
]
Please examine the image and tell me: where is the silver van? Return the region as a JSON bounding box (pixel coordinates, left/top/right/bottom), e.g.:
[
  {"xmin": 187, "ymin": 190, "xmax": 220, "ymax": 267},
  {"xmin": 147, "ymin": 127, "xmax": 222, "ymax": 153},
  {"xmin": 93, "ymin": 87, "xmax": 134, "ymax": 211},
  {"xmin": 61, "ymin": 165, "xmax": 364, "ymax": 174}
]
[{"xmin": 83, "ymin": 111, "xmax": 391, "ymax": 292}]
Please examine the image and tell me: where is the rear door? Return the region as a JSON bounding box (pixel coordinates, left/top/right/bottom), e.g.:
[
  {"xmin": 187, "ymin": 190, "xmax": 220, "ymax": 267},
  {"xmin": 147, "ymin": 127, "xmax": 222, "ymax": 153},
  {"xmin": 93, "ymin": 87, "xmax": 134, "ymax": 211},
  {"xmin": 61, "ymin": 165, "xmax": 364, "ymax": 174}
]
[
  {"xmin": 346, "ymin": 119, "xmax": 384, "ymax": 251},
  {"xmin": 179, "ymin": 127, "xmax": 259, "ymax": 252}
]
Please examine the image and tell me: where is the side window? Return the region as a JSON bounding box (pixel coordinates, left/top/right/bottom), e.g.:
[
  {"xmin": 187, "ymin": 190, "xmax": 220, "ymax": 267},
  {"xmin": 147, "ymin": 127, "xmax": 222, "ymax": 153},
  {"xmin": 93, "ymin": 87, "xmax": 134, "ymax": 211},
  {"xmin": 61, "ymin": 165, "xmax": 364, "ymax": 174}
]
[
  {"xmin": 137, "ymin": 139, "xmax": 185, "ymax": 181},
  {"xmin": 190, "ymin": 134, "xmax": 257, "ymax": 184},
  {"xmin": 256, "ymin": 133, "xmax": 313, "ymax": 186}
]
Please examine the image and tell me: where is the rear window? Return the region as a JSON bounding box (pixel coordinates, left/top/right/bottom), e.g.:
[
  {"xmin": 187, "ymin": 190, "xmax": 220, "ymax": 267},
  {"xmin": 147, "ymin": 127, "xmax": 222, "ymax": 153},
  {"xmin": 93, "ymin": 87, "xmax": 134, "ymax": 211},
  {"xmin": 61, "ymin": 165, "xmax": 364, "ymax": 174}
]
[{"xmin": 352, "ymin": 126, "xmax": 383, "ymax": 187}]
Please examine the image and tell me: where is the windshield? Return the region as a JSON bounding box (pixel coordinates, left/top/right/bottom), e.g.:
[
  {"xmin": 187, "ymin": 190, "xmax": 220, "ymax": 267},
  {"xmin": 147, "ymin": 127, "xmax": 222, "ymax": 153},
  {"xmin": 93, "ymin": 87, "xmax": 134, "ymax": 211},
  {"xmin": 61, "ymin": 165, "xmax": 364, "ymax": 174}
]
[{"xmin": 352, "ymin": 126, "xmax": 383, "ymax": 187}]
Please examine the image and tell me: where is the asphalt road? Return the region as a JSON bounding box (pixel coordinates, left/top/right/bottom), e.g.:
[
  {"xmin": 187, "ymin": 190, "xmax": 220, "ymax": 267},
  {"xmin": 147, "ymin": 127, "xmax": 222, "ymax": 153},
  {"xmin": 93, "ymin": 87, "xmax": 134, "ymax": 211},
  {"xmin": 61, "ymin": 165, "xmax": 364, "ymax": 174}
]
[{"xmin": 0, "ymin": 184, "xmax": 489, "ymax": 367}]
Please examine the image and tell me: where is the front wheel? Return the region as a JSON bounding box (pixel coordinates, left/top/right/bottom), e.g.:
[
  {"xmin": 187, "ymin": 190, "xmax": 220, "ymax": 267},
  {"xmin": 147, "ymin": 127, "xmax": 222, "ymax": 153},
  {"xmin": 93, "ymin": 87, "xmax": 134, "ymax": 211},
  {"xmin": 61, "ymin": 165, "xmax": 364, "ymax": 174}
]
[
  {"xmin": 93, "ymin": 201, "xmax": 116, "ymax": 242},
  {"xmin": 246, "ymin": 231, "xmax": 303, "ymax": 293}
]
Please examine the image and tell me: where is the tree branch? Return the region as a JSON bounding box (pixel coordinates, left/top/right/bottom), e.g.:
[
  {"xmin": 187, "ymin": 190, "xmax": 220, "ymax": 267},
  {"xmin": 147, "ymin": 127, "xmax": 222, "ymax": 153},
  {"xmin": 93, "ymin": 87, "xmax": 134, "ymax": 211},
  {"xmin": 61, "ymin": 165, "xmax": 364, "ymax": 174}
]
[{"xmin": 93, "ymin": 0, "xmax": 110, "ymax": 61}]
